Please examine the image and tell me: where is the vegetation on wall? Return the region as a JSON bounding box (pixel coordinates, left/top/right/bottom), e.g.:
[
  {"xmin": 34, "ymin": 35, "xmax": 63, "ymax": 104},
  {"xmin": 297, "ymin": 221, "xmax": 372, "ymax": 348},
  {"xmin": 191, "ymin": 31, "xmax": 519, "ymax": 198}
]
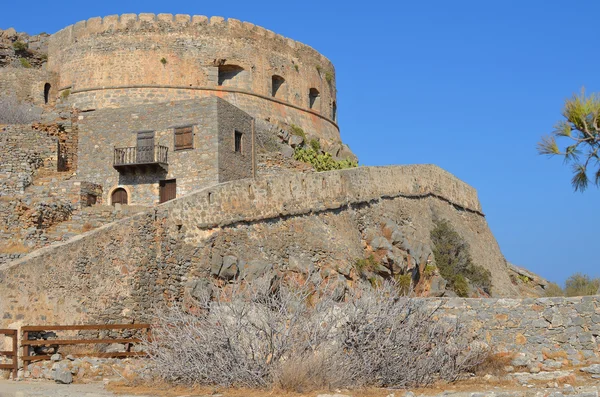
[
  {"xmin": 19, "ymin": 58, "xmax": 32, "ymax": 68},
  {"xmin": 290, "ymin": 124, "xmax": 306, "ymax": 140},
  {"xmin": 430, "ymin": 219, "xmax": 492, "ymax": 297},
  {"xmin": 294, "ymin": 147, "xmax": 357, "ymax": 172},
  {"xmin": 13, "ymin": 41, "xmax": 28, "ymax": 52},
  {"xmin": 325, "ymin": 71, "xmax": 334, "ymax": 84}
]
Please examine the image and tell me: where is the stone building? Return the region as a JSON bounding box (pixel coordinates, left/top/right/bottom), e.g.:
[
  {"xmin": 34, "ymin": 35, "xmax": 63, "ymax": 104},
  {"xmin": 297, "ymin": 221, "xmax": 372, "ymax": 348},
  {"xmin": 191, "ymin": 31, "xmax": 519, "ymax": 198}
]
[
  {"xmin": 77, "ymin": 97, "xmax": 255, "ymax": 206},
  {"xmin": 0, "ymin": 13, "xmax": 347, "ymax": 205}
]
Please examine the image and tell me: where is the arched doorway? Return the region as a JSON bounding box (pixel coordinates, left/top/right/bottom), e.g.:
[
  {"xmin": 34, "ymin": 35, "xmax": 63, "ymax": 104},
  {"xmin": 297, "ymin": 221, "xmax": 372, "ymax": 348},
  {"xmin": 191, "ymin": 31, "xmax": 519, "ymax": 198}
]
[
  {"xmin": 44, "ymin": 83, "xmax": 51, "ymax": 104},
  {"xmin": 111, "ymin": 188, "xmax": 128, "ymax": 206}
]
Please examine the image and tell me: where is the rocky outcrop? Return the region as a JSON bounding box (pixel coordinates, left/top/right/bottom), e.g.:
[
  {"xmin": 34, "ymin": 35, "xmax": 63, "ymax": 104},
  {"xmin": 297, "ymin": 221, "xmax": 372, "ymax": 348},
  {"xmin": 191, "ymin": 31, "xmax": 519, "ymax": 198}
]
[{"xmin": 0, "ymin": 28, "xmax": 48, "ymax": 68}]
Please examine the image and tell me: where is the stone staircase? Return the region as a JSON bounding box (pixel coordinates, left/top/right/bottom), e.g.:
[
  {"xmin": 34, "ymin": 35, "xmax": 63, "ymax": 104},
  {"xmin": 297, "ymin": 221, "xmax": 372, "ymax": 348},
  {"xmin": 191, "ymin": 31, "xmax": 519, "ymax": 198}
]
[
  {"xmin": 0, "ymin": 169, "xmax": 148, "ymax": 264},
  {"xmin": 44, "ymin": 204, "xmax": 147, "ymax": 243}
]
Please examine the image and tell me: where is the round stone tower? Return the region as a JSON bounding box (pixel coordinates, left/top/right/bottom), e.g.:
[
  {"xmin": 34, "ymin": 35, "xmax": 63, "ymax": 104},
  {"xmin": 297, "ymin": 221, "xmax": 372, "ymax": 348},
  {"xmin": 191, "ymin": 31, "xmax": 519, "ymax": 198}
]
[{"xmin": 47, "ymin": 14, "xmax": 340, "ymax": 144}]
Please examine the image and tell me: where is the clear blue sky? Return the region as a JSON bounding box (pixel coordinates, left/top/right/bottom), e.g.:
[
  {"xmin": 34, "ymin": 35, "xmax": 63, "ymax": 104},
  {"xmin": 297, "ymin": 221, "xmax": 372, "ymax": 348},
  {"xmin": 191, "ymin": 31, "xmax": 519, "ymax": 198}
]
[{"xmin": 2, "ymin": 0, "xmax": 598, "ymax": 285}]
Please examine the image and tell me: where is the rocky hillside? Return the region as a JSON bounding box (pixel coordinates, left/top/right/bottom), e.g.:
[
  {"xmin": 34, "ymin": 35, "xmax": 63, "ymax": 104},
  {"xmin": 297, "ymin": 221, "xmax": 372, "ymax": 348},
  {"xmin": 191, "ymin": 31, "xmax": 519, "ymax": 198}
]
[{"xmin": 0, "ymin": 28, "xmax": 48, "ymax": 68}]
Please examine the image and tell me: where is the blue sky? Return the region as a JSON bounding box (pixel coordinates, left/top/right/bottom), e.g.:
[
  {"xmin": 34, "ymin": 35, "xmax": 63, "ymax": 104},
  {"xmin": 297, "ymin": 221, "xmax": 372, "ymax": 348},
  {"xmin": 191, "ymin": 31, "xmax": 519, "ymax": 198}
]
[{"xmin": 2, "ymin": 1, "xmax": 598, "ymax": 285}]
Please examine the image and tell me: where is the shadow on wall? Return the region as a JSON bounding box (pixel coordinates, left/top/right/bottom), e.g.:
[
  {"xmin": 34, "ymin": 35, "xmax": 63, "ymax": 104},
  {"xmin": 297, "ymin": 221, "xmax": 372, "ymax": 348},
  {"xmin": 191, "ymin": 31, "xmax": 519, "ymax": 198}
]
[{"xmin": 218, "ymin": 65, "xmax": 247, "ymax": 88}]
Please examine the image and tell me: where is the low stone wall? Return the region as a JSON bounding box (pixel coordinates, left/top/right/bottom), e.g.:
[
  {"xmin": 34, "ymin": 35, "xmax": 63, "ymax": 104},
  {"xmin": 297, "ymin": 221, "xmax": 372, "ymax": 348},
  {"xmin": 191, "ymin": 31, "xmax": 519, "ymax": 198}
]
[{"xmin": 429, "ymin": 296, "xmax": 600, "ymax": 368}]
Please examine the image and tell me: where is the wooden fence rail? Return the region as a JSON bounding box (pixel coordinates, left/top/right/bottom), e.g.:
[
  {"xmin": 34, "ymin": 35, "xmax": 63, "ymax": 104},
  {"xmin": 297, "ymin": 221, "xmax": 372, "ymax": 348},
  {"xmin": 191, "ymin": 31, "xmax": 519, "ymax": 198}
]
[
  {"xmin": 21, "ymin": 324, "xmax": 151, "ymax": 370},
  {"xmin": 0, "ymin": 329, "xmax": 17, "ymax": 379}
]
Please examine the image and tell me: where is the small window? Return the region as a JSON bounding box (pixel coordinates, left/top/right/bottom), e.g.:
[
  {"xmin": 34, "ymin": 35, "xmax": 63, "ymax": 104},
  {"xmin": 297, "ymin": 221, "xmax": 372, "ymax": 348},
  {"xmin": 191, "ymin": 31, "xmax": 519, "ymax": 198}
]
[
  {"xmin": 218, "ymin": 65, "xmax": 245, "ymax": 86},
  {"xmin": 234, "ymin": 131, "xmax": 243, "ymax": 153},
  {"xmin": 44, "ymin": 83, "xmax": 51, "ymax": 104},
  {"xmin": 332, "ymin": 100, "xmax": 337, "ymax": 121},
  {"xmin": 272, "ymin": 75, "xmax": 285, "ymax": 97},
  {"xmin": 174, "ymin": 126, "xmax": 193, "ymax": 150},
  {"xmin": 309, "ymin": 88, "xmax": 320, "ymax": 110}
]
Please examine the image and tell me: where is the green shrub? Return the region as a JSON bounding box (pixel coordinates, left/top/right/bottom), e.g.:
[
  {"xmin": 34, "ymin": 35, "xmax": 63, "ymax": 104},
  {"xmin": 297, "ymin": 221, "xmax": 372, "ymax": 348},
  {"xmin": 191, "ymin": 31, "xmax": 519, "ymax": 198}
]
[
  {"xmin": 294, "ymin": 64, "xmax": 299, "ymax": 72},
  {"xmin": 61, "ymin": 89, "xmax": 70, "ymax": 99},
  {"xmin": 325, "ymin": 71, "xmax": 334, "ymax": 84},
  {"xmin": 294, "ymin": 147, "xmax": 358, "ymax": 172},
  {"xmin": 354, "ymin": 254, "xmax": 378, "ymax": 276},
  {"xmin": 565, "ymin": 273, "xmax": 599, "ymax": 297},
  {"xmin": 316, "ymin": 65, "xmax": 323, "ymax": 74},
  {"xmin": 430, "ymin": 219, "xmax": 492, "ymax": 296},
  {"xmin": 453, "ymin": 275, "xmax": 469, "ymax": 298},
  {"xmin": 517, "ymin": 274, "xmax": 531, "ymax": 284},
  {"xmin": 13, "ymin": 41, "xmax": 28, "ymax": 52},
  {"xmin": 290, "ymin": 124, "xmax": 306, "ymax": 140},
  {"xmin": 423, "ymin": 264, "xmax": 436, "ymax": 277},
  {"xmin": 160, "ymin": 57, "xmax": 168, "ymax": 65},
  {"xmin": 309, "ymin": 138, "xmax": 321, "ymax": 152},
  {"xmin": 396, "ymin": 273, "xmax": 412, "ymax": 295},
  {"xmin": 544, "ymin": 282, "xmax": 565, "ymax": 297},
  {"xmin": 19, "ymin": 58, "xmax": 32, "ymax": 68}
]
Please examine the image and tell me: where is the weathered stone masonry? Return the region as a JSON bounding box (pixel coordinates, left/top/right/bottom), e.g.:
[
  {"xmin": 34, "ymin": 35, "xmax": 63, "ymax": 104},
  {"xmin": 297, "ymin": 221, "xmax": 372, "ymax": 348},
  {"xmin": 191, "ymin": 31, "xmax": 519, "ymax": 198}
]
[
  {"xmin": 47, "ymin": 14, "xmax": 340, "ymax": 145},
  {"xmin": 77, "ymin": 97, "xmax": 254, "ymax": 205},
  {"xmin": 1, "ymin": 165, "xmax": 599, "ymax": 367}
]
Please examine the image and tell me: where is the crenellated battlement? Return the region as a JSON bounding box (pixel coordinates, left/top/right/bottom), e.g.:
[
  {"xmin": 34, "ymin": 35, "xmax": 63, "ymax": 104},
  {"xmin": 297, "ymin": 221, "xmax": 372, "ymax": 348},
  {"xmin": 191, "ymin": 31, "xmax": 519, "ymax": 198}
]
[
  {"xmin": 50, "ymin": 13, "xmax": 331, "ymax": 67},
  {"xmin": 46, "ymin": 12, "xmax": 340, "ymax": 145}
]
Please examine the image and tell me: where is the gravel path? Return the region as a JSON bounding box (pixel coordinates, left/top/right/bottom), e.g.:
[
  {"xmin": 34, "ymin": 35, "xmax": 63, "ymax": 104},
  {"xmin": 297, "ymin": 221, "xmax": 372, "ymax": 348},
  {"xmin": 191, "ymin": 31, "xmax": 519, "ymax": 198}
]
[{"xmin": 0, "ymin": 380, "xmax": 150, "ymax": 397}]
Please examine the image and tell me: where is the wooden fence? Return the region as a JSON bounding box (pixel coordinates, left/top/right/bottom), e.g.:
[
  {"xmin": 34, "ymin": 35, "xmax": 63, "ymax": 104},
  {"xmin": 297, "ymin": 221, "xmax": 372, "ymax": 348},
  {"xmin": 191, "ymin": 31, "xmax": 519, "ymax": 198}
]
[
  {"xmin": 20, "ymin": 324, "xmax": 151, "ymax": 371},
  {"xmin": 0, "ymin": 329, "xmax": 17, "ymax": 379}
]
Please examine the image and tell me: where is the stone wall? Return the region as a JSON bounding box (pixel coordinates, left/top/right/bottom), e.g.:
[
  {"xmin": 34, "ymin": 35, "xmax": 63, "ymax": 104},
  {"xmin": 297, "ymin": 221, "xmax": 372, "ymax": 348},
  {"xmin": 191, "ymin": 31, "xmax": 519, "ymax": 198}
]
[
  {"xmin": 0, "ymin": 165, "xmax": 509, "ymax": 323},
  {"xmin": 77, "ymin": 97, "xmax": 253, "ymax": 205},
  {"xmin": 4, "ymin": 165, "xmax": 598, "ymax": 366},
  {"xmin": 0, "ymin": 125, "xmax": 58, "ymax": 195},
  {"xmin": 47, "ymin": 14, "xmax": 339, "ymax": 144},
  {"xmin": 428, "ymin": 296, "xmax": 600, "ymax": 368},
  {"xmin": 0, "ymin": 68, "xmax": 50, "ymax": 105}
]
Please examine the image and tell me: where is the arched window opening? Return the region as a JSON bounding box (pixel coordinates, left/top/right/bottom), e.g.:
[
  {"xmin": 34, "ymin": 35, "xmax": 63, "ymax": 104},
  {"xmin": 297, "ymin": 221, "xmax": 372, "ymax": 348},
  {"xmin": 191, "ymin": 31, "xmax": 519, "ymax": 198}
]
[
  {"xmin": 309, "ymin": 88, "xmax": 320, "ymax": 110},
  {"xmin": 272, "ymin": 75, "xmax": 285, "ymax": 98},
  {"xmin": 332, "ymin": 101, "xmax": 337, "ymax": 121},
  {"xmin": 44, "ymin": 83, "xmax": 51, "ymax": 104},
  {"xmin": 111, "ymin": 188, "xmax": 128, "ymax": 206},
  {"xmin": 218, "ymin": 65, "xmax": 245, "ymax": 86}
]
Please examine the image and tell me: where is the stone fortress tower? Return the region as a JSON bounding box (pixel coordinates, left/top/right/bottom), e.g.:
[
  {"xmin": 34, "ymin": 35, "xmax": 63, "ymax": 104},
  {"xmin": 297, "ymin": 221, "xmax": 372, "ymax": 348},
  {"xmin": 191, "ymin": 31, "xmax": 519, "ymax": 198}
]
[{"xmin": 47, "ymin": 13, "xmax": 340, "ymax": 145}]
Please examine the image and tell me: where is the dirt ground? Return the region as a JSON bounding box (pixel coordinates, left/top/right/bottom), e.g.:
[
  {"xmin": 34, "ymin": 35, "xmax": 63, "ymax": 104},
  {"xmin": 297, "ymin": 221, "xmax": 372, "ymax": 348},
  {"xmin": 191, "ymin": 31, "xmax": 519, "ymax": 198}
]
[{"xmin": 0, "ymin": 380, "xmax": 150, "ymax": 397}]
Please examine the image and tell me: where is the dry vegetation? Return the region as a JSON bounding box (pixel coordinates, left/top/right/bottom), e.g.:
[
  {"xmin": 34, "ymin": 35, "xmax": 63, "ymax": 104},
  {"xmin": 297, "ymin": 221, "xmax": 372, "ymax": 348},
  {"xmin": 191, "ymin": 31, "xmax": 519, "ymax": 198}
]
[
  {"xmin": 0, "ymin": 94, "xmax": 38, "ymax": 124},
  {"xmin": 143, "ymin": 277, "xmax": 488, "ymax": 393}
]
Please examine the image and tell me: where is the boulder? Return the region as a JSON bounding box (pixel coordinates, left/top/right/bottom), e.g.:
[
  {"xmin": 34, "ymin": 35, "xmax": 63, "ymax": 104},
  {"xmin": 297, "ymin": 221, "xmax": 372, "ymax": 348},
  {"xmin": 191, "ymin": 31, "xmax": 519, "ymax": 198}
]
[
  {"xmin": 220, "ymin": 255, "xmax": 239, "ymax": 280},
  {"xmin": 370, "ymin": 236, "xmax": 393, "ymax": 251},
  {"xmin": 288, "ymin": 134, "xmax": 304, "ymax": 148},
  {"xmin": 188, "ymin": 278, "xmax": 213, "ymax": 302},
  {"xmin": 240, "ymin": 260, "xmax": 273, "ymax": 281},
  {"xmin": 428, "ymin": 274, "xmax": 447, "ymax": 297},
  {"xmin": 54, "ymin": 368, "xmax": 73, "ymax": 384}
]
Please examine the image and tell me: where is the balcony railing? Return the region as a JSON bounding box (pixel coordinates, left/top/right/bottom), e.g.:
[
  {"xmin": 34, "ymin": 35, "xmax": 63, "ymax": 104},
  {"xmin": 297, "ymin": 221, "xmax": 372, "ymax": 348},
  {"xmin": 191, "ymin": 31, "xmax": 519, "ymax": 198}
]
[{"xmin": 113, "ymin": 145, "xmax": 168, "ymax": 172}]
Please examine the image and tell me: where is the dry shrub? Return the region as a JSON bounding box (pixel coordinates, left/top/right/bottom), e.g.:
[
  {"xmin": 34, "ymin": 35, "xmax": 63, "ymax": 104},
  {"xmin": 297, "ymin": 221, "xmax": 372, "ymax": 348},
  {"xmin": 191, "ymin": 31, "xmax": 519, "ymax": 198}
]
[
  {"xmin": 0, "ymin": 95, "xmax": 39, "ymax": 124},
  {"xmin": 473, "ymin": 352, "xmax": 514, "ymax": 376},
  {"xmin": 144, "ymin": 277, "xmax": 488, "ymax": 391},
  {"xmin": 81, "ymin": 223, "xmax": 93, "ymax": 232}
]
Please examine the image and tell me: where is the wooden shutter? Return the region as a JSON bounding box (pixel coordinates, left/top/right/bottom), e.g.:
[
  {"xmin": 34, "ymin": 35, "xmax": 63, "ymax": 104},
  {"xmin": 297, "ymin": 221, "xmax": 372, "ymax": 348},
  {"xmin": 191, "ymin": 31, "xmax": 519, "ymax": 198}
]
[
  {"xmin": 159, "ymin": 179, "xmax": 177, "ymax": 203},
  {"xmin": 175, "ymin": 126, "xmax": 193, "ymax": 150}
]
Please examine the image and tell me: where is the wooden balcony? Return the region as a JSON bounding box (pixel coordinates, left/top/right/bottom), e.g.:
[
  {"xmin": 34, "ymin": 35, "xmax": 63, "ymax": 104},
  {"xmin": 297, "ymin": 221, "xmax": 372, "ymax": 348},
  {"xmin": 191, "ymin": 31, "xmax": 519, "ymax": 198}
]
[{"xmin": 113, "ymin": 145, "xmax": 168, "ymax": 173}]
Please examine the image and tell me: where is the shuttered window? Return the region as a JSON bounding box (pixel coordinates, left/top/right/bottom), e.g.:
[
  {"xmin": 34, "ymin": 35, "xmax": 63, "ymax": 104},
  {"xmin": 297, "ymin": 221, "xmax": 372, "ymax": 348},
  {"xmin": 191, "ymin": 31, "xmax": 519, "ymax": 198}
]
[{"xmin": 174, "ymin": 126, "xmax": 194, "ymax": 150}]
